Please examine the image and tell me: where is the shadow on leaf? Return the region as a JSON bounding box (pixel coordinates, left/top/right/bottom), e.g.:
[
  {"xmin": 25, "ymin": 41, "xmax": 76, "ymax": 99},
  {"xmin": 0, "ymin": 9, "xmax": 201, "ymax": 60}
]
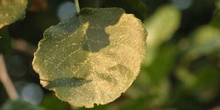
[
  {"xmin": 41, "ymin": 77, "xmax": 92, "ymax": 89},
  {"xmin": 79, "ymin": 8, "xmax": 124, "ymax": 52}
]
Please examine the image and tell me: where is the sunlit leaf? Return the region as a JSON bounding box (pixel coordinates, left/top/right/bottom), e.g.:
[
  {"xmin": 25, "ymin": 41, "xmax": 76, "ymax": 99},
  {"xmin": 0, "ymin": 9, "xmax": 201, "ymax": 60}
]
[
  {"xmin": 143, "ymin": 5, "xmax": 181, "ymax": 65},
  {"xmin": 0, "ymin": 0, "xmax": 27, "ymax": 29},
  {"xmin": 0, "ymin": 99, "xmax": 44, "ymax": 110},
  {"xmin": 33, "ymin": 8, "xmax": 147, "ymax": 108}
]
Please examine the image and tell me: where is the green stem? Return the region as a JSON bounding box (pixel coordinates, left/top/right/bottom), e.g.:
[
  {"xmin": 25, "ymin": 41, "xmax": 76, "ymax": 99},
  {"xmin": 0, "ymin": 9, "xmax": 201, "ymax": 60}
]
[{"xmin": 74, "ymin": 0, "xmax": 80, "ymax": 14}]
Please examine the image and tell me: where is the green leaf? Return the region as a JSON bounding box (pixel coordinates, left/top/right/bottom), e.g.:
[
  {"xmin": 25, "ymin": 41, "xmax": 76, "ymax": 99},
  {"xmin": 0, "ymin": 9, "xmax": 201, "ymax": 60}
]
[
  {"xmin": 143, "ymin": 5, "xmax": 181, "ymax": 65},
  {"xmin": 0, "ymin": 0, "xmax": 27, "ymax": 29},
  {"xmin": 33, "ymin": 8, "xmax": 147, "ymax": 108},
  {"xmin": 187, "ymin": 25, "xmax": 220, "ymax": 60},
  {"xmin": 210, "ymin": 1, "xmax": 220, "ymax": 28},
  {"xmin": 0, "ymin": 99, "xmax": 44, "ymax": 110},
  {"xmin": 146, "ymin": 43, "xmax": 177, "ymax": 85}
]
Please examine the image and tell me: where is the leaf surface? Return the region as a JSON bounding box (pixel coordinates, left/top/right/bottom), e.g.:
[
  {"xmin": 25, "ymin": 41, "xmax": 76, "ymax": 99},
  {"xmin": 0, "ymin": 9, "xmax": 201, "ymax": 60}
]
[
  {"xmin": 33, "ymin": 8, "xmax": 147, "ymax": 108},
  {"xmin": 0, "ymin": 0, "xmax": 27, "ymax": 29}
]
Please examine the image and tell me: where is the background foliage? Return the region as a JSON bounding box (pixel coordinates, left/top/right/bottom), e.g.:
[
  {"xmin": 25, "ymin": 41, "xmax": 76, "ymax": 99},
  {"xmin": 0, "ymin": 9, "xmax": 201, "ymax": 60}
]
[{"xmin": 0, "ymin": 0, "xmax": 220, "ymax": 110}]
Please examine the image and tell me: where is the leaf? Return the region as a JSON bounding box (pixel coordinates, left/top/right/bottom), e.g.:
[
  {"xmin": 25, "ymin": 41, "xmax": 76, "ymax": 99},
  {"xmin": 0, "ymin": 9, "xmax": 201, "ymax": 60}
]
[
  {"xmin": 146, "ymin": 43, "xmax": 177, "ymax": 85},
  {"xmin": 210, "ymin": 1, "xmax": 220, "ymax": 28},
  {"xmin": 33, "ymin": 8, "xmax": 147, "ymax": 108},
  {"xmin": 143, "ymin": 5, "xmax": 181, "ymax": 65},
  {"xmin": 0, "ymin": 99, "xmax": 44, "ymax": 110},
  {"xmin": 186, "ymin": 25, "xmax": 220, "ymax": 60},
  {"xmin": 0, "ymin": 0, "xmax": 27, "ymax": 29}
]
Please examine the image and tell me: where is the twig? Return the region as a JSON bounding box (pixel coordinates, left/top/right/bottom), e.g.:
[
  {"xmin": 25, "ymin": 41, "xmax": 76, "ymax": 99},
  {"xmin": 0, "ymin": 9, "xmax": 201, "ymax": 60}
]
[
  {"xmin": 0, "ymin": 54, "xmax": 18, "ymax": 100},
  {"xmin": 74, "ymin": 0, "xmax": 80, "ymax": 14}
]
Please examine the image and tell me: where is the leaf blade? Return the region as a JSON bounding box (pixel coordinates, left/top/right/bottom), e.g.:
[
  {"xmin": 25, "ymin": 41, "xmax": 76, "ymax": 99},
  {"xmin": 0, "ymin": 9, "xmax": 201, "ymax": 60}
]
[{"xmin": 33, "ymin": 8, "xmax": 147, "ymax": 108}]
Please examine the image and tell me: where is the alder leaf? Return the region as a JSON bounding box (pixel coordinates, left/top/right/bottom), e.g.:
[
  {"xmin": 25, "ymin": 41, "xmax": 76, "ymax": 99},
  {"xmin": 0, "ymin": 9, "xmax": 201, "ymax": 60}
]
[
  {"xmin": 0, "ymin": 0, "xmax": 27, "ymax": 29},
  {"xmin": 33, "ymin": 8, "xmax": 147, "ymax": 108}
]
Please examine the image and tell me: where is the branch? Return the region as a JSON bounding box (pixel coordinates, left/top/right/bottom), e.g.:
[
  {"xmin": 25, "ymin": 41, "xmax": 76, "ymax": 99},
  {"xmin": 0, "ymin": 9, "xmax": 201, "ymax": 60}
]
[{"xmin": 0, "ymin": 54, "xmax": 18, "ymax": 100}]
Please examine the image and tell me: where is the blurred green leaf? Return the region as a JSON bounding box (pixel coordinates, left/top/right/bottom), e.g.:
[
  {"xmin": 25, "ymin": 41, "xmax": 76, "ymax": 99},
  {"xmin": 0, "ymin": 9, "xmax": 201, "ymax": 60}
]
[
  {"xmin": 176, "ymin": 67, "xmax": 196, "ymax": 89},
  {"xmin": 183, "ymin": 1, "xmax": 220, "ymax": 62},
  {"xmin": 33, "ymin": 8, "xmax": 147, "ymax": 108},
  {"xmin": 186, "ymin": 25, "xmax": 220, "ymax": 60},
  {"xmin": 191, "ymin": 60, "xmax": 220, "ymax": 102},
  {"xmin": 143, "ymin": 4, "xmax": 181, "ymax": 65},
  {"xmin": 177, "ymin": 2, "xmax": 220, "ymax": 96},
  {"xmin": 210, "ymin": 1, "xmax": 220, "ymax": 28},
  {"xmin": 174, "ymin": 61, "xmax": 219, "ymax": 109},
  {"xmin": 40, "ymin": 94, "xmax": 69, "ymax": 110},
  {"xmin": 0, "ymin": 99, "xmax": 44, "ymax": 110},
  {"xmin": 0, "ymin": 0, "xmax": 27, "ymax": 29},
  {"xmin": 195, "ymin": 66, "xmax": 220, "ymax": 89},
  {"xmin": 146, "ymin": 43, "xmax": 177, "ymax": 85},
  {"xmin": 145, "ymin": 43, "xmax": 177, "ymax": 106},
  {"xmin": 119, "ymin": 95, "xmax": 155, "ymax": 110},
  {"xmin": 130, "ymin": 43, "xmax": 177, "ymax": 107}
]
